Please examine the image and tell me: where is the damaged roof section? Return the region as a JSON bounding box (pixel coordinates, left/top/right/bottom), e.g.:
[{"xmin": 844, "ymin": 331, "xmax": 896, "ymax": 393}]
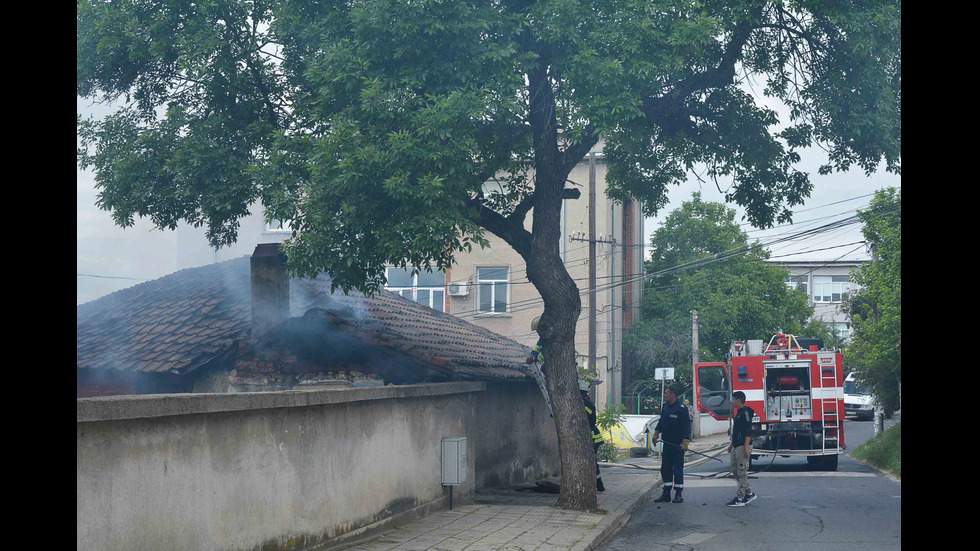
[{"xmin": 77, "ymin": 255, "xmax": 533, "ymax": 382}]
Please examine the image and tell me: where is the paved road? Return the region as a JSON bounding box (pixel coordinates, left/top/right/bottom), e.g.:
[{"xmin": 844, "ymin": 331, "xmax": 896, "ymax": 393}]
[{"xmin": 599, "ymin": 417, "xmax": 901, "ymax": 551}]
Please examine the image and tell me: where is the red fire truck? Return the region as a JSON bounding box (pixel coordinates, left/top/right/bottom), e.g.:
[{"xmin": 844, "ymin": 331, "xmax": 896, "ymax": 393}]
[{"xmin": 694, "ymin": 333, "xmax": 844, "ymax": 471}]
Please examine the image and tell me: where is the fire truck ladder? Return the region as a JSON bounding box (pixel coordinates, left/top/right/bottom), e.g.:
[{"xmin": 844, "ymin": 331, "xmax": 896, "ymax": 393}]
[{"xmin": 819, "ymin": 365, "xmax": 841, "ymax": 454}]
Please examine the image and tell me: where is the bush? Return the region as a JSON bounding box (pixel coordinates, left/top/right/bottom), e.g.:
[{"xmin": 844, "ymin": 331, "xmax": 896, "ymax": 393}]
[
  {"xmin": 851, "ymin": 422, "xmax": 901, "ymax": 477},
  {"xmin": 596, "ymin": 404, "xmax": 627, "ymax": 435},
  {"xmin": 596, "ymin": 442, "xmax": 618, "ymax": 462}
]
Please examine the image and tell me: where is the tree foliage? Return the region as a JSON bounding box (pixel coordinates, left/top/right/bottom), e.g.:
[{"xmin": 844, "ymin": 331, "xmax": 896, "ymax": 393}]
[
  {"xmin": 798, "ymin": 318, "xmax": 847, "ymax": 352},
  {"xmin": 843, "ymin": 187, "xmax": 901, "ymax": 412},
  {"xmin": 78, "ymin": 0, "xmax": 901, "ymax": 511},
  {"xmin": 78, "ymin": 0, "xmax": 901, "ymax": 291},
  {"xmin": 624, "ymin": 193, "xmax": 813, "ymax": 399}
]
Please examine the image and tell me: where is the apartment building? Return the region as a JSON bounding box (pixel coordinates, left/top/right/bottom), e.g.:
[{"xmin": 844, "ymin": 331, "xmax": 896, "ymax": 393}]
[{"xmin": 770, "ymin": 259, "xmax": 868, "ymax": 343}]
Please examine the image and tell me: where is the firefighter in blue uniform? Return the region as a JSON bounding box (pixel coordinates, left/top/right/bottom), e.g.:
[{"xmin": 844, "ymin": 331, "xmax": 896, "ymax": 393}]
[{"xmin": 651, "ymin": 384, "xmax": 692, "ymax": 503}]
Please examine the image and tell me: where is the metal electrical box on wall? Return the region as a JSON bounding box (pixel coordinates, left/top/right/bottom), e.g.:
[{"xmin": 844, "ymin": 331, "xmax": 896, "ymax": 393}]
[{"xmin": 441, "ymin": 437, "xmax": 467, "ymax": 485}]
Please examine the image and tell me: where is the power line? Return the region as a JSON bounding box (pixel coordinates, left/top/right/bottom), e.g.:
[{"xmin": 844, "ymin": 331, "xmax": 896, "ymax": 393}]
[
  {"xmin": 451, "ymin": 211, "xmax": 874, "ymax": 320},
  {"xmin": 499, "ymin": 238, "xmax": 867, "ymax": 340},
  {"xmin": 448, "ymin": 202, "xmax": 896, "ymax": 321}
]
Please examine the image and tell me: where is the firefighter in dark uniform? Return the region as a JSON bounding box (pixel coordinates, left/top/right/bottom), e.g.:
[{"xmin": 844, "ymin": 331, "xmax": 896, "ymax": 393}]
[
  {"xmin": 580, "ymin": 379, "xmax": 606, "ymax": 492},
  {"xmin": 651, "ymin": 384, "xmax": 692, "ymax": 503}
]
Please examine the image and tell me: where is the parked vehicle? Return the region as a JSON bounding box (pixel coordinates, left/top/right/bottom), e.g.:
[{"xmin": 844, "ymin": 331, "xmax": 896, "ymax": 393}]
[
  {"xmin": 843, "ymin": 371, "xmax": 878, "ymax": 420},
  {"xmin": 695, "ymin": 334, "xmax": 845, "ymax": 471}
]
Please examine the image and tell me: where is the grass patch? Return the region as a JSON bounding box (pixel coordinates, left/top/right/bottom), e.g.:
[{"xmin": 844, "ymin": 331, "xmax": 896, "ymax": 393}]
[{"xmin": 851, "ymin": 422, "xmax": 901, "ymax": 478}]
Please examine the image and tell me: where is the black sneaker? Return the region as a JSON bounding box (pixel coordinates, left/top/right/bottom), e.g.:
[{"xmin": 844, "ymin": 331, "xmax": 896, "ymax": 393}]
[
  {"xmin": 741, "ymin": 493, "xmax": 757, "ymax": 505},
  {"xmin": 726, "ymin": 497, "xmax": 745, "ymax": 507},
  {"xmin": 596, "ymin": 478, "xmax": 605, "ymax": 492},
  {"xmin": 654, "ymin": 490, "xmax": 672, "ymax": 502}
]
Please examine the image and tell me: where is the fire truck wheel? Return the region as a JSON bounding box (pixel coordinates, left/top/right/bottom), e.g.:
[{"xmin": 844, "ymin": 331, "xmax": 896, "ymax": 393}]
[
  {"xmin": 821, "ymin": 454, "xmax": 839, "ymax": 471},
  {"xmin": 806, "ymin": 455, "xmax": 839, "ymax": 471}
]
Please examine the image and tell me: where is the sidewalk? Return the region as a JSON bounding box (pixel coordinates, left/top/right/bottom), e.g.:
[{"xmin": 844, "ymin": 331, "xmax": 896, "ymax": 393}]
[{"xmin": 343, "ymin": 432, "xmax": 731, "ymax": 551}]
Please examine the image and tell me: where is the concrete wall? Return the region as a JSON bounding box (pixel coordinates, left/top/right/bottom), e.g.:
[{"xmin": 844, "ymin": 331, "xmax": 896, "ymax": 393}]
[
  {"xmin": 77, "ymin": 381, "xmax": 559, "ymax": 551},
  {"xmin": 698, "ymin": 412, "xmax": 730, "ymax": 437}
]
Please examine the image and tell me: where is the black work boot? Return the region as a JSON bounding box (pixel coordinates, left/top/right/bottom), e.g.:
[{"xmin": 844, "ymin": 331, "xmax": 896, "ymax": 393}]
[
  {"xmin": 672, "ymin": 488, "xmax": 684, "ymax": 503},
  {"xmin": 596, "ymin": 477, "xmax": 605, "ymax": 492},
  {"xmin": 653, "ymin": 487, "xmax": 672, "ymax": 502}
]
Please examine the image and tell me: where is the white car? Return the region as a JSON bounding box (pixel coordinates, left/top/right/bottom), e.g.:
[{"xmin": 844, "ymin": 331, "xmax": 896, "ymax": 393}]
[{"xmin": 843, "ymin": 372, "xmax": 878, "ymax": 420}]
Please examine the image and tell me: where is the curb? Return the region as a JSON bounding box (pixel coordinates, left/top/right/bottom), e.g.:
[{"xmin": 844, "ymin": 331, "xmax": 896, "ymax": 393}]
[
  {"xmin": 572, "ymin": 478, "xmax": 663, "ymax": 551},
  {"xmin": 847, "ymin": 454, "xmax": 901, "ymax": 484},
  {"xmin": 579, "ymin": 446, "xmax": 727, "ymax": 551},
  {"xmin": 844, "ymin": 417, "xmax": 901, "ymax": 484}
]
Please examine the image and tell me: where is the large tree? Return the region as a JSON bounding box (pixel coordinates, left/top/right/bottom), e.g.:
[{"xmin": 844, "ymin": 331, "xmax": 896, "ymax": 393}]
[
  {"xmin": 624, "ymin": 193, "xmax": 813, "ymax": 407},
  {"xmin": 77, "ymin": 0, "xmax": 901, "ymax": 511},
  {"xmin": 844, "ymin": 187, "xmax": 901, "ymax": 413}
]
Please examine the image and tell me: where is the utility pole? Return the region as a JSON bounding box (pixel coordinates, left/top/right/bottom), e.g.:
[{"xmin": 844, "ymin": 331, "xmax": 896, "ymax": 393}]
[
  {"xmin": 589, "ymin": 151, "xmax": 598, "ymax": 405},
  {"xmin": 691, "ymin": 310, "xmax": 701, "ymax": 438}
]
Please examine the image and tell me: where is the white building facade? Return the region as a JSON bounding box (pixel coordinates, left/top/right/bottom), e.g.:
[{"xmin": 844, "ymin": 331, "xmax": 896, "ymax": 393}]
[{"xmin": 769, "ymin": 259, "xmax": 868, "ymax": 343}]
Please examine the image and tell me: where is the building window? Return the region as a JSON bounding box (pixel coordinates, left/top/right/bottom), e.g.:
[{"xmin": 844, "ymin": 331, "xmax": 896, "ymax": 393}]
[
  {"xmin": 785, "ymin": 275, "xmax": 808, "ymax": 295},
  {"xmin": 266, "ymin": 218, "xmax": 292, "ymax": 233},
  {"xmin": 834, "ymin": 322, "xmax": 851, "ymax": 343},
  {"xmin": 812, "ymin": 275, "xmax": 851, "ymax": 303},
  {"xmin": 477, "ymin": 267, "xmax": 509, "ymax": 314},
  {"xmin": 384, "ymin": 267, "xmax": 446, "ymax": 312}
]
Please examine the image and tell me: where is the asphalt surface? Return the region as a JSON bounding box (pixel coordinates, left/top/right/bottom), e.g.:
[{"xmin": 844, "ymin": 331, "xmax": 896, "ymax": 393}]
[
  {"xmin": 598, "ymin": 416, "xmax": 901, "ymax": 551},
  {"xmin": 843, "ymin": 413, "xmax": 900, "ymax": 451}
]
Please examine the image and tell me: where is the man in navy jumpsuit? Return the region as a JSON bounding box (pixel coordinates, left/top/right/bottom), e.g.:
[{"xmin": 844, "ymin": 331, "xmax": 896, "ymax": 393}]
[{"xmin": 652, "ymin": 384, "xmax": 692, "ymax": 503}]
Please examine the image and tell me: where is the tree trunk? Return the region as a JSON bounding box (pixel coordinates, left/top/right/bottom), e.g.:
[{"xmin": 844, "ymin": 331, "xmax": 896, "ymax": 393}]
[
  {"xmin": 474, "ymin": 53, "xmax": 600, "ymax": 512},
  {"xmin": 525, "ymin": 169, "xmax": 599, "ymax": 512}
]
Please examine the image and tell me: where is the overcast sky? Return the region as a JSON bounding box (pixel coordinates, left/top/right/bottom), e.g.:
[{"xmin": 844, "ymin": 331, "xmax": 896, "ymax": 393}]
[{"xmin": 643, "ymin": 156, "xmax": 900, "ymax": 263}]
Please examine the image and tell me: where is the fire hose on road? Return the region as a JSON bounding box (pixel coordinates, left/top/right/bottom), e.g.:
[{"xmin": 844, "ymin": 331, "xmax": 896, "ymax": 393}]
[
  {"xmin": 598, "ymin": 442, "xmax": 729, "ymax": 472},
  {"xmin": 599, "ymin": 435, "xmax": 782, "ymax": 478}
]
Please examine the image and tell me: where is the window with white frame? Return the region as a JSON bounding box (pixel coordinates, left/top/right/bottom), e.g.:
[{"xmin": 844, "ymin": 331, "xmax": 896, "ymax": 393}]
[
  {"xmin": 812, "ymin": 275, "xmax": 851, "ymax": 303},
  {"xmin": 265, "ymin": 217, "xmax": 293, "ymax": 233},
  {"xmin": 785, "ymin": 274, "xmax": 808, "ymax": 295},
  {"xmin": 384, "ymin": 267, "xmax": 446, "ymax": 312},
  {"xmin": 834, "ymin": 322, "xmax": 851, "ymax": 343},
  {"xmin": 477, "ymin": 267, "xmax": 509, "ymax": 314}
]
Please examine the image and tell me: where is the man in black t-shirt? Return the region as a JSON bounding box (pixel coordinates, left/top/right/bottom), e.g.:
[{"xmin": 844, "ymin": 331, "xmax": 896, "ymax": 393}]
[{"xmin": 726, "ymin": 391, "xmax": 757, "ymax": 506}]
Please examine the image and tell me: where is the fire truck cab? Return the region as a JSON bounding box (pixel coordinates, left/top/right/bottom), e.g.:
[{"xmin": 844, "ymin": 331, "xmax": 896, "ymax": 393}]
[{"xmin": 695, "ymin": 334, "xmax": 845, "ymax": 471}]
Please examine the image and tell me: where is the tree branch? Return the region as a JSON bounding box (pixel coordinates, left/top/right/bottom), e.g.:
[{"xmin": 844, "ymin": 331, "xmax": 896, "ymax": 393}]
[
  {"xmin": 466, "ymin": 195, "xmax": 533, "ymax": 258},
  {"xmin": 561, "ymin": 126, "xmax": 599, "ymax": 176},
  {"xmin": 507, "ymin": 187, "xmax": 583, "ymax": 227},
  {"xmin": 640, "ymin": 13, "xmax": 760, "ymax": 136}
]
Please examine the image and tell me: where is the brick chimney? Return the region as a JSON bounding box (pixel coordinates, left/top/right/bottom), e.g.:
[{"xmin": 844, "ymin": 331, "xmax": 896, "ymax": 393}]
[{"xmin": 250, "ymin": 243, "xmax": 290, "ymax": 340}]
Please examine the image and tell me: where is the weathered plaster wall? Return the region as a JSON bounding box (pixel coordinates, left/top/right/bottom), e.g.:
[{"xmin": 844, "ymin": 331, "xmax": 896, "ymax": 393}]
[{"xmin": 77, "ymin": 381, "xmax": 559, "ymax": 551}]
